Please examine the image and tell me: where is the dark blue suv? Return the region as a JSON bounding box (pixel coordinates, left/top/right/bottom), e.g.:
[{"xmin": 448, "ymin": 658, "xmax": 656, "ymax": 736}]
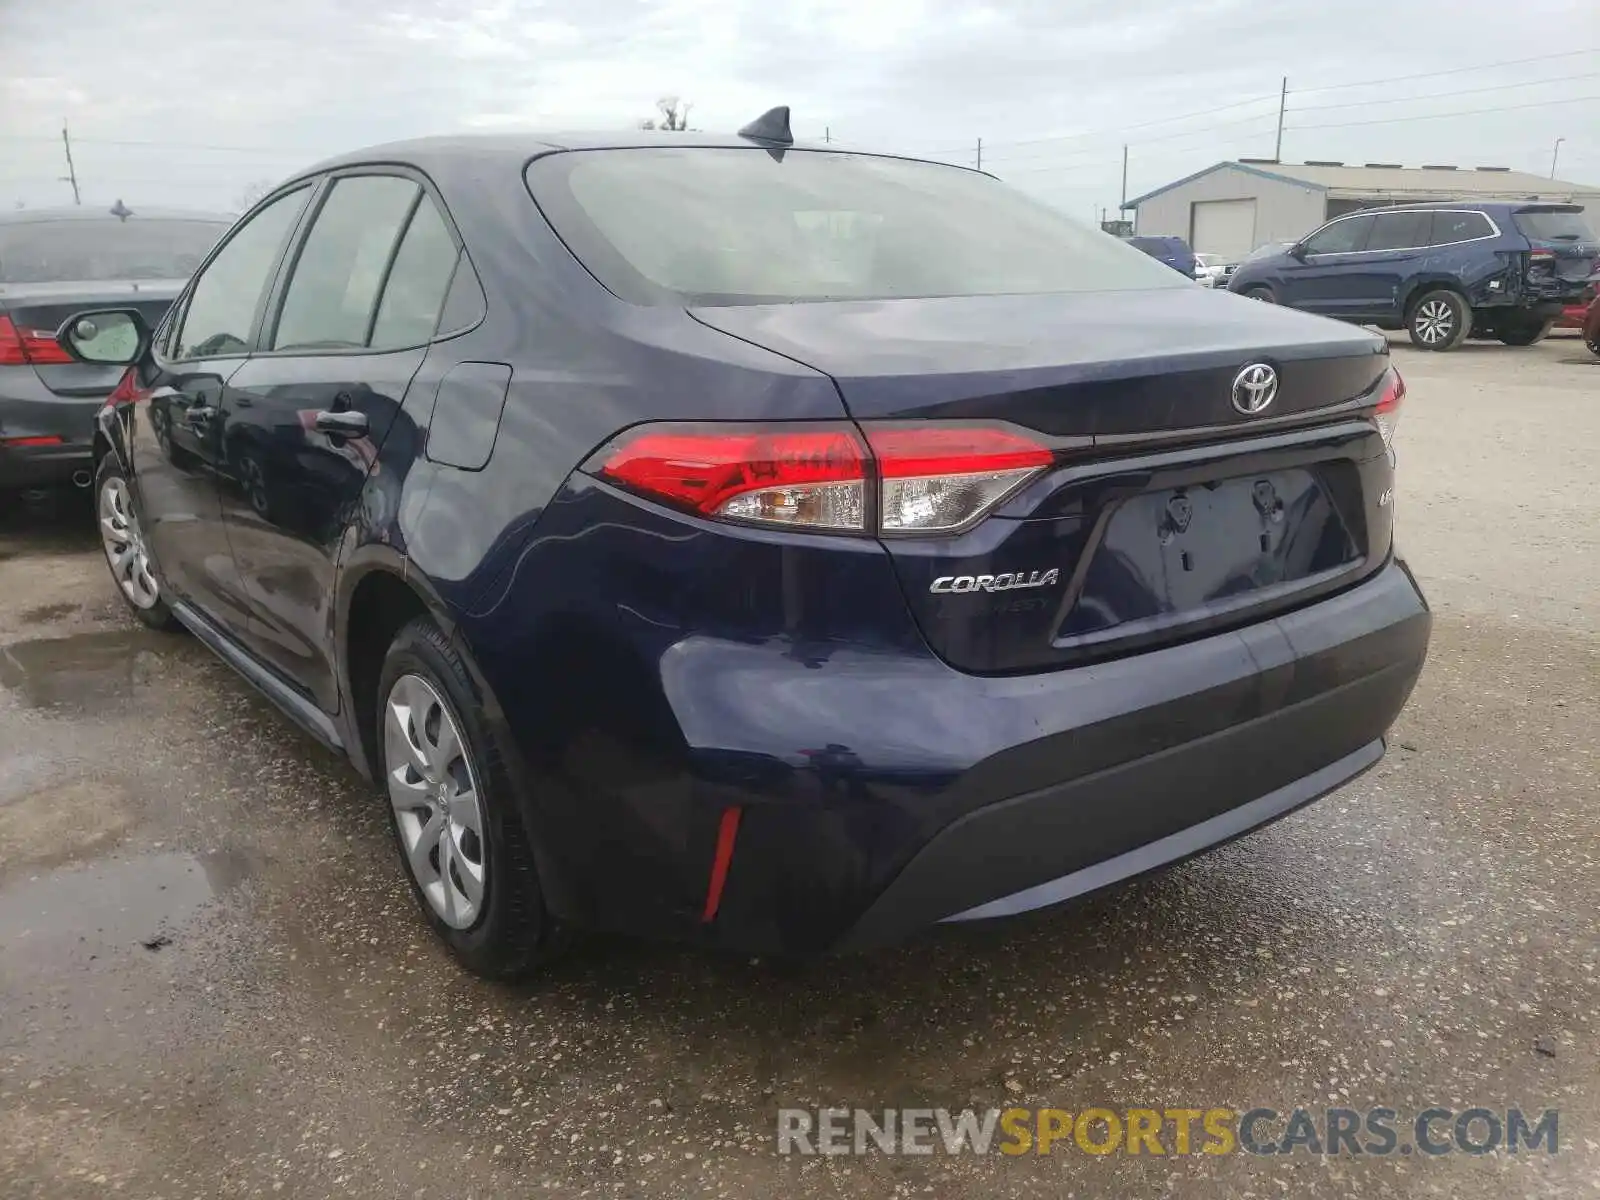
[
  {"xmin": 53, "ymin": 116, "xmax": 1429, "ymax": 978},
  {"xmin": 1124, "ymin": 234, "xmax": 1198, "ymax": 279},
  {"xmin": 1227, "ymin": 202, "xmax": 1598, "ymax": 351}
]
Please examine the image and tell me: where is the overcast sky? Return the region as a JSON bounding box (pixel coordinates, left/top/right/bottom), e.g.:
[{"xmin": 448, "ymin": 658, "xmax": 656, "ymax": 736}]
[{"xmin": 1, "ymin": 0, "xmax": 1595, "ymax": 219}]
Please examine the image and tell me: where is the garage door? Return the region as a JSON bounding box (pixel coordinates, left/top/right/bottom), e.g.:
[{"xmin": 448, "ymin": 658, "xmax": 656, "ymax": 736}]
[{"xmin": 1191, "ymin": 199, "xmax": 1257, "ymax": 260}]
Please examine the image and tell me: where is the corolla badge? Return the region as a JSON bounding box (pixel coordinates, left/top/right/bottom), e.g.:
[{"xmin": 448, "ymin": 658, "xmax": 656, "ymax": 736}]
[
  {"xmin": 930, "ymin": 569, "xmax": 1060, "ymax": 594},
  {"xmin": 1231, "ymin": 362, "xmax": 1279, "ymax": 415}
]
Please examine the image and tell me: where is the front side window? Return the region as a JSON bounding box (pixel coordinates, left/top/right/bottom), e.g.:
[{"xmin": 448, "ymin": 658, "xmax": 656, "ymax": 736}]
[
  {"xmin": 526, "ymin": 148, "xmax": 1185, "ymax": 306},
  {"xmin": 1365, "ymin": 211, "xmax": 1431, "ymax": 252},
  {"xmin": 173, "ymin": 187, "xmax": 310, "ymax": 359},
  {"xmin": 1302, "ymin": 216, "xmax": 1373, "ymax": 255},
  {"xmin": 1428, "ymin": 211, "xmax": 1494, "ymax": 245},
  {"xmin": 272, "ymin": 175, "xmax": 419, "ymax": 351}
]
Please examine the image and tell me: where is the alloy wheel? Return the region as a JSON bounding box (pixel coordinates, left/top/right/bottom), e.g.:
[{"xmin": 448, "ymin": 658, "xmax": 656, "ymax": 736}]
[
  {"xmin": 384, "ymin": 673, "xmax": 487, "ymax": 930},
  {"xmin": 99, "ymin": 476, "xmax": 160, "ymax": 609},
  {"xmin": 1413, "ymin": 299, "xmax": 1455, "ymax": 345}
]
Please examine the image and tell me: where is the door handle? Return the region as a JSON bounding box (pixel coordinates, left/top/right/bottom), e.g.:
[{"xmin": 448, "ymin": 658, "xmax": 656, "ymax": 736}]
[
  {"xmin": 186, "ymin": 404, "xmax": 218, "ymax": 424},
  {"xmin": 314, "ymin": 409, "xmax": 368, "ymax": 437}
]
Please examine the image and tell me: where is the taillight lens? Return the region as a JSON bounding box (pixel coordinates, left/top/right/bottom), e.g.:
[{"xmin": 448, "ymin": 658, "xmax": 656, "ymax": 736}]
[
  {"xmin": 598, "ymin": 425, "xmax": 868, "ymax": 531},
  {"xmin": 594, "ymin": 421, "xmax": 1055, "ymax": 535},
  {"xmin": 0, "ymin": 315, "xmax": 74, "ymax": 365},
  {"xmin": 105, "ymin": 366, "xmax": 147, "ymax": 408},
  {"xmin": 866, "ymin": 425, "xmax": 1054, "ymax": 534},
  {"xmin": 1373, "ymin": 367, "xmax": 1404, "ymax": 451}
]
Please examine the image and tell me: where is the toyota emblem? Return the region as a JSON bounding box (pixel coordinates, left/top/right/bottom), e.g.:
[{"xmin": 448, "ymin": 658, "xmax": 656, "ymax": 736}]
[{"xmin": 1231, "ymin": 363, "xmax": 1279, "ymax": 415}]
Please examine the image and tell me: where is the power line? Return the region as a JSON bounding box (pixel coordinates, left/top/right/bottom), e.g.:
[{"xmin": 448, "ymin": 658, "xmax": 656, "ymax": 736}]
[
  {"xmin": 1288, "ymin": 70, "xmax": 1600, "ymax": 114},
  {"xmin": 1289, "ymin": 47, "xmax": 1599, "ymax": 96},
  {"xmin": 1287, "ymin": 93, "xmax": 1600, "ymax": 131}
]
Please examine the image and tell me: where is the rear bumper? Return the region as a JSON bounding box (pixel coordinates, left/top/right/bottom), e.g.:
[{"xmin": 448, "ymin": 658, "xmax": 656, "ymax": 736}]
[
  {"xmin": 832, "ymin": 558, "xmax": 1430, "ymax": 949},
  {"xmin": 0, "ymin": 381, "xmax": 102, "ymax": 489},
  {"xmin": 494, "ymin": 544, "xmax": 1429, "ymax": 955}
]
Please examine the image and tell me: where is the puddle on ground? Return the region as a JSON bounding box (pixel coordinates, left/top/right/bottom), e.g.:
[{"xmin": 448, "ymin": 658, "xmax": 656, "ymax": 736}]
[
  {"xmin": 0, "ymin": 848, "xmax": 256, "ymax": 954},
  {"xmin": 0, "ymin": 629, "xmax": 177, "ymax": 713},
  {"xmin": 17, "ymin": 602, "xmax": 79, "ymax": 625}
]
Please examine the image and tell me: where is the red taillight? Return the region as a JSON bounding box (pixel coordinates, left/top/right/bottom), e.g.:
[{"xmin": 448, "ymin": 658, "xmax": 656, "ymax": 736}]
[
  {"xmin": 105, "ymin": 366, "xmax": 146, "ymax": 408},
  {"xmin": 1373, "ymin": 367, "xmax": 1404, "ymax": 450},
  {"xmin": 599, "ymin": 425, "xmax": 868, "ymax": 530},
  {"xmin": 0, "ymin": 315, "xmax": 73, "ymax": 365},
  {"xmin": 594, "ymin": 421, "xmax": 1055, "ymax": 535},
  {"xmin": 0, "ymin": 435, "xmax": 65, "ymax": 448},
  {"xmin": 865, "ymin": 425, "xmax": 1054, "ymax": 534}
]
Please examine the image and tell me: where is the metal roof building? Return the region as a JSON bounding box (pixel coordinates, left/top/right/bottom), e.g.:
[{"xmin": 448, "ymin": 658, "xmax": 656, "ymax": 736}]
[{"xmin": 1127, "ymin": 160, "xmax": 1600, "ymax": 261}]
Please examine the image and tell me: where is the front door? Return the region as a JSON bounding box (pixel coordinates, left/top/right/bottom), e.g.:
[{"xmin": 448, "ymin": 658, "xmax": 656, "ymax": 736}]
[
  {"xmin": 217, "ymin": 172, "xmax": 463, "ymax": 710},
  {"xmin": 1339, "ymin": 210, "xmax": 1432, "ymax": 321},
  {"xmin": 128, "ymin": 185, "xmax": 313, "ymax": 629},
  {"xmin": 1277, "ymin": 213, "xmax": 1375, "ymax": 316}
]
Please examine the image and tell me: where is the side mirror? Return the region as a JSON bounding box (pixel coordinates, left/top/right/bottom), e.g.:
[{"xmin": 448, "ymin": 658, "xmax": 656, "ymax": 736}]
[
  {"xmin": 54, "ymin": 308, "xmax": 151, "ymax": 366},
  {"xmin": 1287, "ymin": 243, "xmax": 1309, "ymax": 261}
]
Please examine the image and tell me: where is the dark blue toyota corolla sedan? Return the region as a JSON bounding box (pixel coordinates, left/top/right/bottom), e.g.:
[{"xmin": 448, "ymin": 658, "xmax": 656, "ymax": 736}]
[{"xmin": 57, "ymin": 109, "xmax": 1429, "ymax": 977}]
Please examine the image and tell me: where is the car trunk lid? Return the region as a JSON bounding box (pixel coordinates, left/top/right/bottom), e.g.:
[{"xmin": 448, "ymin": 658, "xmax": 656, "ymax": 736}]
[{"xmin": 692, "ymin": 288, "xmax": 1394, "ymax": 672}]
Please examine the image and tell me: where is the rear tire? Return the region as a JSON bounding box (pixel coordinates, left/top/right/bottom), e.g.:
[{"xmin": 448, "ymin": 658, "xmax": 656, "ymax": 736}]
[
  {"xmin": 1497, "ymin": 318, "xmax": 1554, "ymax": 346},
  {"xmin": 377, "ymin": 616, "xmax": 564, "ymax": 979},
  {"xmin": 94, "ymin": 456, "xmax": 179, "ymax": 632},
  {"xmin": 1407, "ymin": 289, "xmax": 1471, "ymax": 351}
]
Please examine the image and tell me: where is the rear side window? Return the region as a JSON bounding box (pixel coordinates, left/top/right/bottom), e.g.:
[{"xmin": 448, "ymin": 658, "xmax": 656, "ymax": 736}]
[
  {"xmin": 1428, "ymin": 211, "xmax": 1494, "ymax": 245},
  {"xmin": 273, "ymin": 175, "xmax": 419, "ymax": 351},
  {"xmin": 526, "ymin": 147, "xmax": 1184, "ymax": 305},
  {"xmin": 1366, "ymin": 211, "xmax": 1431, "ymax": 251},
  {"xmin": 0, "ymin": 218, "xmax": 228, "ymax": 284},
  {"xmin": 1513, "ymin": 210, "xmax": 1594, "ymax": 242},
  {"xmin": 1302, "ymin": 215, "xmax": 1373, "ymax": 255},
  {"xmin": 174, "ymin": 187, "xmax": 311, "ymax": 359},
  {"xmin": 370, "ymin": 197, "xmax": 460, "ymax": 350}
]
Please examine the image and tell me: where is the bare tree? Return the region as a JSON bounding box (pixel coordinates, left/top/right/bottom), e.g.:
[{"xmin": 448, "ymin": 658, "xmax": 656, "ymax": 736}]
[
  {"xmin": 640, "ymin": 96, "xmax": 692, "ymax": 131},
  {"xmin": 233, "ymin": 178, "xmax": 274, "ymax": 211}
]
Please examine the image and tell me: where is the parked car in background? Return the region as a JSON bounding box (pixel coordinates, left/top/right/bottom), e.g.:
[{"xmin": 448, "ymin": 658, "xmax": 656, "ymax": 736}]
[
  {"xmin": 1558, "ymin": 282, "xmax": 1595, "ymax": 330},
  {"xmin": 1, "ymin": 205, "xmax": 230, "ymax": 493},
  {"xmin": 61, "ymin": 118, "xmax": 1429, "ymax": 978},
  {"xmin": 1123, "ymin": 234, "xmax": 1197, "ymax": 278},
  {"xmin": 1193, "ymin": 252, "xmax": 1235, "ymax": 288},
  {"xmin": 1227, "ymin": 202, "xmax": 1599, "ymax": 351}
]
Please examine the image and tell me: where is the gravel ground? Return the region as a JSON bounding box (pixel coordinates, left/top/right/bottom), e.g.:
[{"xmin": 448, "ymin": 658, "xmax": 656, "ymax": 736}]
[{"xmin": 1, "ymin": 334, "xmax": 1596, "ymax": 1199}]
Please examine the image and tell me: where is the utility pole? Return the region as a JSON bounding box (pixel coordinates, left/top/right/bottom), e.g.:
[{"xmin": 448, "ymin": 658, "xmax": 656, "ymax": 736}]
[
  {"xmin": 976, "ymin": 137, "xmax": 983, "ymax": 171},
  {"xmin": 1273, "ymin": 76, "xmax": 1287, "ymax": 163},
  {"xmin": 824, "ymin": 126, "xmax": 831, "ymax": 143},
  {"xmin": 1550, "ymin": 137, "xmax": 1565, "ymax": 178},
  {"xmin": 1120, "ymin": 144, "xmax": 1129, "ymax": 211},
  {"xmin": 60, "ymin": 119, "xmax": 81, "ymax": 205}
]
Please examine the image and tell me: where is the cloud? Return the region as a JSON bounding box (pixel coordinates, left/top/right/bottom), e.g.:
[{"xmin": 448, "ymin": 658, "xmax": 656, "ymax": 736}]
[{"xmin": 0, "ymin": 0, "xmax": 1592, "ymax": 214}]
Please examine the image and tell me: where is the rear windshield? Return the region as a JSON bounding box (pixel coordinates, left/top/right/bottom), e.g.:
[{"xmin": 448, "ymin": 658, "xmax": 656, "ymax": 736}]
[
  {"xmin": 1513, "ymin": 210, "xmax": 1595, "ymax": 243},
  {"xmin": 526, "ymin": 148, "xmax": 1185, "ymax": 305},
  {"xmin": 0, "ymin": 218, "xmax": 229, "ymax": 284}
]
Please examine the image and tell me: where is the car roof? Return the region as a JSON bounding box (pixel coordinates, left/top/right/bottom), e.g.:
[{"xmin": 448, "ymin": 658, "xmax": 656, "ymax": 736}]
[
  {"xmin": 1334, "ymin": 200, "xmax": 1580, "ymax": 217},
  {"xmin": 0, "ymin": 205, "xmax": 234, "ymax": 225},
  {"xmin": 295, "ymin": 130, "xmax": 957, "ymax": 182}
]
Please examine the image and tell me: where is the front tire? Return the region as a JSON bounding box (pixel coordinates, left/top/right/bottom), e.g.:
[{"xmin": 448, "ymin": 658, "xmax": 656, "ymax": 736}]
[
  {"xmin": 94, "ymin": 456, "xmax": 178, "ymax": 631},
  {"xmin": 1244, "ymin": 286, "xmax": 1276, "ymax": 303},
  {"xmin": 1407, "ymin": 289, "xmax": 1471, "ymax": 351},
  {"xmin": 1497, "ymin": 317, "xmax": 1554, "ymax": 346},
  {"xmin": 377, "ymin": 616, "xmax": 561, "ymax": 979}
]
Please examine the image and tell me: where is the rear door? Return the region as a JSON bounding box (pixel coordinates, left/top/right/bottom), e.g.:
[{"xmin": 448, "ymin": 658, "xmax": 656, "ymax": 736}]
[
  {"xmin": 218, "ymin": 171, "xmax": 463, "ymax": 709},
  {"xmin": 1278, "ymin": 213, "xmax": 1375, "ymax": 315},
  {"xmin": 1341, "ymin": 210, "xmax": 1431, "ymax": 320},
  {"xmin": 127, "ymin": 186, "xmax": 313, "ymax": 630}
]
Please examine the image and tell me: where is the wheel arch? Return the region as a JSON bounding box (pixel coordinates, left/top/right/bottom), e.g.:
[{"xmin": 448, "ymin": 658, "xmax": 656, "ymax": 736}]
[
  {"xmin": 335, "ymin": 549, "xmax": 457, "ymax": 782},
  {"xmin": 1400, "ymin": 276, "xmax": 1470, "ymax": 320}
]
